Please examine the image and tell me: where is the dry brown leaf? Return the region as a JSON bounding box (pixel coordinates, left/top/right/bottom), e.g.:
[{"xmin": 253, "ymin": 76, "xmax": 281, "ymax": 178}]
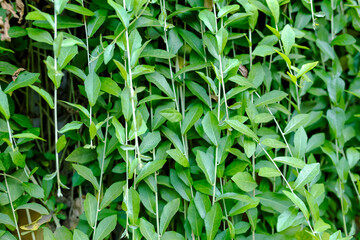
[
  {"xmin": 15, "ymin": 0, "xmax": 24, "ymax": 23},
  {"xmin": 0, "ymin": 16, "xmax": 11, "ymax": 42},
  {"xmin": 204, "ymin": 0, "xmax": 213, "ymax": 9},
  {"xmin": 239, "ymin": 64, "xmax": 248, "ymax": 78},
  {"xmin": 12, "ymin": 68, "xmax": 26, "ymax": 81},
  {"xmin": 0, "ymin": 0, "xmax": 19, "ymax": 18}
]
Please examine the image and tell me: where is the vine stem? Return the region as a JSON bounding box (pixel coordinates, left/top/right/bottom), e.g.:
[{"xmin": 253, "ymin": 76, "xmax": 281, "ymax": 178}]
[
  {"xmin": 92, "ymin": 97, "xmax": 111, "ymax": 239},
  {"xmin": 81, "ymin": 0, "xmax": 93, "ymax": 147},
  {"xmin": 53, "ymin": 6, "xmax": 63, "ymax": 197},
  {"xmin": 212, "ymin": 146, "xmax": 218, "ymax": 205},
  {"xmin": 123, "ymin": 0, "xmax": 140, "ymax": 189}
]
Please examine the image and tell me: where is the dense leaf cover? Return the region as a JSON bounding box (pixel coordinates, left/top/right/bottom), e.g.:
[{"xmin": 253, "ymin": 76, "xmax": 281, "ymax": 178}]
[{"xmin": 0, "ymin": 0, "xmax": 359, "ymax": 239}]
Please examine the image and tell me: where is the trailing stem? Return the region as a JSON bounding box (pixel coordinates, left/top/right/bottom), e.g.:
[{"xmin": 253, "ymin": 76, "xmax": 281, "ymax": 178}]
[
  {"xmin": 92, "ymin": 97, "xmax": 111, "ymax": 239},
  {"xmin": 123, "ymin": 0, "xmax": 140, "ymax": 187}
]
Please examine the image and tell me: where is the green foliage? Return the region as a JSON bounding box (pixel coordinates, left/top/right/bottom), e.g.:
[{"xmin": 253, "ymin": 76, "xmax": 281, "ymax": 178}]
[{"xmin": 0, "ymin": 0, "xmax": 359, "ymax": 239}]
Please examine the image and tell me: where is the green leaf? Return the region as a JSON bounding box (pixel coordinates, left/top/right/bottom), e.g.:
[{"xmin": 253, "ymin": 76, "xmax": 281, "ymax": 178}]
[
  {"xmin": 232, "ymin": 172, "xmax": 257, "ymax": 192},
  {"xmin": 58, "ymin": 121, "xmax": 83, "ymax": 134},
  {"xmin": 0, "ymin": 213, "xmax": 16, "ymax": 227},
  {"xmin": 23, "ymin": 182, "xmax": 45, "ymax": 199},
  {"xmin": 84, "ymin": 72, "xmax": 101, "ymax": 107},
  {"xmin": 160, "ymin": 198, "xmax": 180, "ymax": 234},
  {"xmin": 181, "ymin": 103, "xmax": 203, "ymax": 135},
  {"xmin": 100, "ymin": 181, "xmax": 126, "ymax": 209},
  {"xmin": 108, "ymin": 0, "xmax": 129, "ymax": 29},
  {"xmin": 202, "ymin": 112, "xmax": 220, "ymax": 146},
  {"xmin": 174, "ymin": 62, "xmax": 211, "ymax": 80},
  {"xmin": 139, "ymin": 131, "xmax": 161, "ymax": 154},
  {"xmin": 273, "ymin": 156, "xmax": 306, "ymax": 169},
  {"xmin": 0, "ymin": 89, "xmax": 10, "ymax": 120},
  {"xmin": 259, "ymin": 167, "xmax": 281, "ymax": 178},
  {"xmin": 66, "ymin": 147, "xmax": 97, "ymax": 164},
  {"xmin": 294, "ymin": 163, "xmax": 320, "ymax": 189},
  {"xmin": 226, "ymin": 119, "xmax": 259, "ymax": 142},
  {"xmin": 10, "ymin": 150, "xmax": 25, "ymax": 168},
  {"xmin": 167, "ymin": 148, "xmax": 189, "ymax": 168},
  {"xmin": 87, "ymin": 9, "xmax": 107, "ymax": 38},
  {"xmin": 56, "ymin": 135, "xmax": 67, "ymax": 153},
  {"xmin": 178, "ymin": 28, "xmax": 205, "ymax": 59},
  {"xmin": 266, "ymin": 0, "xmax": 280, "ymax": 24},
  {"xmin": 104, "ymin": 43, "xmax": 115, "ymax": 65},
  {"xmin": 326, "ymin": 107, "xmax": 345, "ymax": 139},
  {"xmin": 274, "ymin": 49, "xmax": 291, "ymax": 67},
  {"xmin": 140, "ymin": 49, "xmax": 175, "ymax": 59},
  {"xmin": 140, "ymin": 218, "xmax": 158, "ymax": 240},
  {"xmin": 261, "ymin": 138, "xmax": 287, "ymax": 148},
  {"xmin": 65, "ymin": 4, "xmax": 94, "ymax": 16},
  {"xmin": 30, "ymin": 85, "xmax": 54, "ymax": 109},
  {"xmin": 73, "ymin": 229, "xmax": 89, "ymax": 240},
  {"xmin": 12, "ymin": 133, "xmax": 46, "ymax": 141},
  {"xmin": 283, "ymin": 190, "xmax": 309, "ymax": 220},
  {"xmin": 146, "ymin": 72, "xmax": 174, "ymax": 98},
  {"xmin": 276, "ymin": 206, "xmax": 298, "ymax": 232},
  {"xmin": 281, "ymin": 24, "xmax": 295, "ymax": 55},
  {"xmin": 218, "ymin": 5, "xmax": 240, "ymax": 18},
  {"xmin": 73, "ymin": 164, "xmax": 99, "ymax": 190},
  {"xmin": 26, "ymin": 28, "xmax": 53, "ymax": 45},
  {"xmin": 161, "ymin": 126, "xmax": 184, "ymax": 153},
  {"xmin": 254, "ymin": 90, "xmax": 288, "ymax": 107},
  {"xmin": 331, "ymin": 34, "xmax": 356, "ymax": 46},
  {"xmin": 199, "ymin": 10, "xmax": 216, "ymax": 34},
  {"xmin": 55, "ymin": 0, "xmax": 67, "ymax": 14},
  {"xmin": 315, "ymin": 39, "xmax": 336, "ymax": 60},
  {"xmin": 205, "ymin": 203, "xmax": 222, "ymax": 240},
  {"xmin": 284, "ymin": 114, "xmax": 309, "ymax": 135},
  {"xmin": 100, "ymin": 77, "xmax": 121, "ymax": 97},
  {"xmin": 216, "ymin": 27, "xmax": 228, "ymax": 54},
  {"xmin": 135, "ymin": 160, "xmax": 167, "ymax": 185},
  {"xmin": 160, "ymin": 108, "xmax": 182, "ymax": 122},
  {"xmin": 186, "ymin": 80, "xmax": 211, "ymax": 107},
  {"xmin": 252, "ymin": 45, "xmax": 276, "ymax": 57},
  {"xmin": 84, "ymin": 193, "xmax": 97, "ymax": 227},
  {"xmin": 196, "ymin": 149, "xmax": 215, "ymax": 185},
  {"xmin": 4, "ymin": 72, "xmax": 40, "ymax": 94},
  {"xmin": 127, "ymin": 187, "xmax": 140, "ymax": 225},
  {"xmin": 16, "ymin": 203, "xmax": 49, "ymax": 215},
  {"xmin": 187, "ymin": 200, "xmax": 203, "ymax": 237},
  {"xmin": 93, "ymin": 215, "xmax": 117, "ymax": 240}
]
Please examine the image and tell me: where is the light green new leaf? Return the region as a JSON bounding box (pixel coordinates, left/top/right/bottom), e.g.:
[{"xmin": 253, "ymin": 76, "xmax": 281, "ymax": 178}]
[
  {"xmin": 254, "ymin": 90, "xmax": 288, "ymax": 107},
  {"xmin": 13, "ymin": 133, "xmax": 46, "ymax": 141},
  {"xmin": 281, "ymin": 25, "xmax": 295, "ymax": 55},
  {"xmin": 93, "ymin": 215, "xmax": 117, "ymax": 240},
  {"xmin": 261, "ymin": 138, "xmax": 287, "ymax": 148},
  {"xmin": 232, "ymin": 172, "xmax": 257, "ymax": 192},
  {"xmin": 100, "ymin": 77, "xmax": 121, "ymax": 97},
  {"xmin": 283, "ymin": 190, "xmax": 309, "ymax": 220},
  {"xmin": 266, "ymin": 0, "xmax": 280, "ymax": 24},
  {"xmin": 160, "ymin": 198, "xmax": 180, "ymax": 234},
  {"xmin": 100, "ymin": 181, "xmax": 126, "ymax": 209},
  {"xmin": 216, "ymin": 27, "xmax": 228, "ymax": 54},
  {"xmin": 252, "ymin": 45, "xmax": 276, "ymax": 57},
  {"xmin": 65, "ymin": 4, "xmax": 94, "ymax": 16},
  {"xmin": 296, "ymin": 61, "xmax": 318, "ymax": 79},
  {"xmin": 284, "ymin": 114, "xmax": 309, "ymax": 135},
  {"xmin": 84, "ymin": 193, "xmax": 97, "ymax": 227},
  {"xmin": 294, "ymin": 163, "xmax": 320, "ymax": 189},
  {"xmin": 84, "ymin": 72, "xmax": 101, "ymax": 107},
  {"xmin": 73, "ymin": 164, "xmax": 99, "ymax": 190},
  {"xmin": 205, "ymin": 203, "xmax": 222, "ymax": 240},
  {"xmin": 56, "ymin": 135, "xmax": 66, "ymax": 153},
  {"xmin": 218, "ymin": 5, "xmax": 240, "ymax": 18},
  {"xmin": 202, "ymin": 112, "xmax": 220, "ymax": 146},
  {"xmin": 226, "ymin": 119, "xmax": 259, "ymax": 142}
]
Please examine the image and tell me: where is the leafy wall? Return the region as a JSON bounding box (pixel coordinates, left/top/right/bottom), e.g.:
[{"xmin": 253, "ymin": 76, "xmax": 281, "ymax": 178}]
[{"xmin": 0, "ymin": 0, "xmax": 360, "ymax": 239}]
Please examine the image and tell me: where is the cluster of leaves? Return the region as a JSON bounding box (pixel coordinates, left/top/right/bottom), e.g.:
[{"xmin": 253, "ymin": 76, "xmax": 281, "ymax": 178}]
[{"xmin": 0, "ymin": 0, "xmax": 360, "ymax": 239}]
